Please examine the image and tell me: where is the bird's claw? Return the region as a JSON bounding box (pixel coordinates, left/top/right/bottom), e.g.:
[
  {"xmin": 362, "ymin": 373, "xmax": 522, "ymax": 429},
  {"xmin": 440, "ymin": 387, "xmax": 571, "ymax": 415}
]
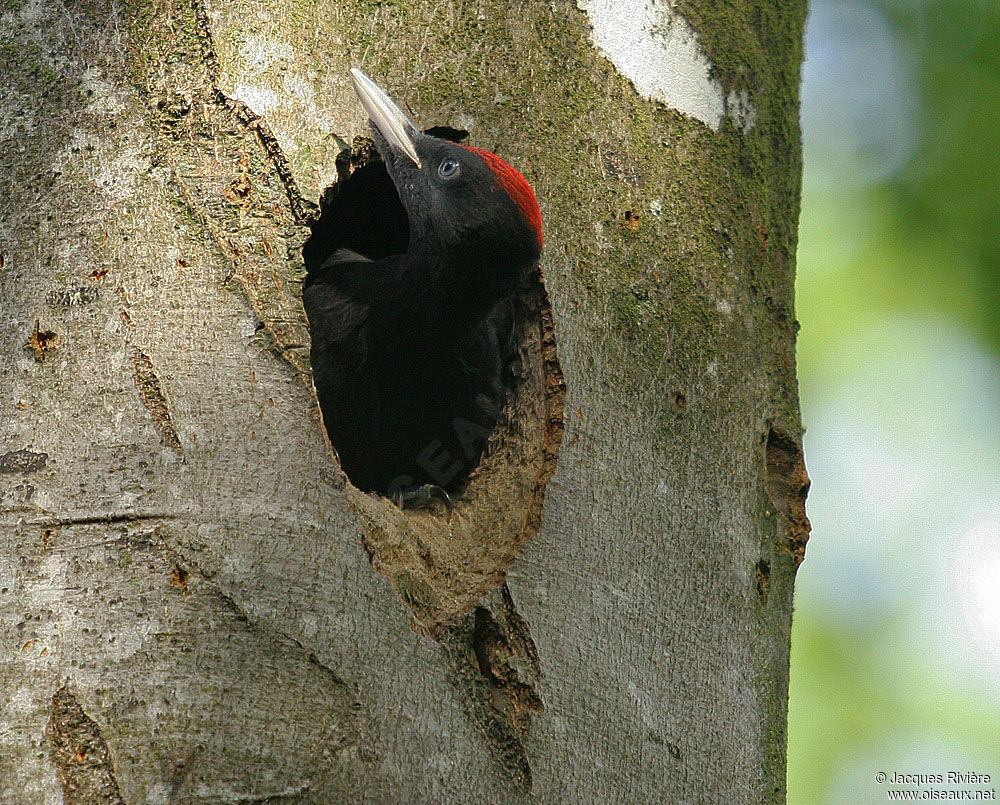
[{"xmin": 392, "ymin": 484, "xmax": 453, "ymax": 514}]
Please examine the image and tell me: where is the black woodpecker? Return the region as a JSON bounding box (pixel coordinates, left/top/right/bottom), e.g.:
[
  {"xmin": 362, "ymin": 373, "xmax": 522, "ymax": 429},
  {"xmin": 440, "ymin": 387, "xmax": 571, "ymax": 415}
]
[{"xmin": 303, "ymin": 68, "xmax": 544, "ymax": 507}]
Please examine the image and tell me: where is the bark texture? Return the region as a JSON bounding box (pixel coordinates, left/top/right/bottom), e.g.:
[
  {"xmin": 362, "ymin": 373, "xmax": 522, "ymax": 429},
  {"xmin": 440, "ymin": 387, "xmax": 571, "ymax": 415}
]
[{"xmin": 0, "ymin": 0, "xmax": 808, "ymax": 802}]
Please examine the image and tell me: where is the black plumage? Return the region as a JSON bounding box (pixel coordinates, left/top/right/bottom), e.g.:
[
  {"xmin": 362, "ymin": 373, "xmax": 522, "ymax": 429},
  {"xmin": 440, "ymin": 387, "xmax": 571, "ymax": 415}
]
[{"xmin": 302, "ymin": 70, "xmax": 543, "ymax": 502}]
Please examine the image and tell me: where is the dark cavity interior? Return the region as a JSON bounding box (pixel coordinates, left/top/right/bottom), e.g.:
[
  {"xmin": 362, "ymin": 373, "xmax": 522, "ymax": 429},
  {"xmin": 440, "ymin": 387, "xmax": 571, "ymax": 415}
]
[
  {"xmin": 303, "ymin": 127, "xmax": 518, "ymax": 502},
  {"xmin": 302, "ymin": 149, "xmax": 408, "ymax": 266},
  {"xmin": 303, "ymin": 127, "xmax": 468, "ymax": 267}
]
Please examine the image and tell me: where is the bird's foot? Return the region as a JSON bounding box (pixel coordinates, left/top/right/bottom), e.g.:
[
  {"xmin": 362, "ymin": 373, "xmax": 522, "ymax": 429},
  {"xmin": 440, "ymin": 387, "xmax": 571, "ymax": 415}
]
[{"xmin": 392, "ymin": 484, "xmax": 453, "ymax": 514}]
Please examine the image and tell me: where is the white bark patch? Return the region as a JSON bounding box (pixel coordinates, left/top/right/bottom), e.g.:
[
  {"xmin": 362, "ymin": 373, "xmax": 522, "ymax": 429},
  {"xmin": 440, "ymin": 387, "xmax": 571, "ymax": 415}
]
[
  {"xmin": 282, "ymin": 73, "xmax": 334, "ymax": 137},
  {"xmin": 0, "ymin": 88, "xmax": 36, "ymax": 140},
  {"xmin": 232, "ymin": 82, "xmax": 280, "ymax": 114},
  {"xmin": 80, "ymin": 67, "xmax": 127, "ymax": 116},
  {"xmin": 230, "ymin": 35, "xmax": 291, "ymax": 115},
  {"xmin": 51, "ymin": 127, "xmax": 153, "ymax": 202},
  {"xmin": 576, "ymin": 0, "xmax": 756, "ymax": 132},
  {"xmin": 14, "ymin": 0, "xmax": 46, "ymax": 25},
  {"xmin": 239, "ymin": 34, "xmax": 294, "ymax": 73},
  {"xmin": 228, "ymin": 35, "xmax": 334, "ymax": 136},
  {"xmin": 727, "ymin": 88, "xmax": 757, "ymax": 132}
]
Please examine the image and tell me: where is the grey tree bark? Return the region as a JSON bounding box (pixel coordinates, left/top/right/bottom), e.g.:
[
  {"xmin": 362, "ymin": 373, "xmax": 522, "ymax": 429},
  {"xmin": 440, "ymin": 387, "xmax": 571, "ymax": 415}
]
[{"xmin": 0, "ymin": 0, "xmax": 809, "ymax": 803}]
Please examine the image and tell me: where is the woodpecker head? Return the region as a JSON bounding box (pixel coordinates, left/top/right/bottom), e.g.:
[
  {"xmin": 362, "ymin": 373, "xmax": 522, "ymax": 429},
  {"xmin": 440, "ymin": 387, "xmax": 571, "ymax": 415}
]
[{"xmin": 349, "ymin": 68, "xmax": 543, "ymax": 272}]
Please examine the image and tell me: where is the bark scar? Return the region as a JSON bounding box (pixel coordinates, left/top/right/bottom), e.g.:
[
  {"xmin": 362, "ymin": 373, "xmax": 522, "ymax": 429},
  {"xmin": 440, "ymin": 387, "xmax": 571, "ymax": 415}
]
[
  {"xmin": 46, "ymin": 684, "xmax": 126, "ymax": 805},
  {"xmin": 443, "ymin": 584, "xmax": 543, "ymax": 790},
  {"xmin": 472, "ymin": 586, "xmax": 544, "ymax": 735},
  {"xmin": 765, "ymin": 426, "xmax": 811, "ymax": 567},
  {"xmin": 0, "ymin": 449, "xmax": 48, "ymax": 473},
  {"xmin": 130, "ymin": 346, "xmax": 183, "ymax": 455},
  {"xmin": 25, "ymin": 319, "xmax": 59, "ymax": 360}
]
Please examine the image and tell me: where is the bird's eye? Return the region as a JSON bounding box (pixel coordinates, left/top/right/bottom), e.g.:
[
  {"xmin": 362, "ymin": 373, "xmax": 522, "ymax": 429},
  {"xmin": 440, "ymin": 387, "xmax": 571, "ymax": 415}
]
[{"xmin": 437, "ymin": 159, "xmax": 461, "ymax": 180}]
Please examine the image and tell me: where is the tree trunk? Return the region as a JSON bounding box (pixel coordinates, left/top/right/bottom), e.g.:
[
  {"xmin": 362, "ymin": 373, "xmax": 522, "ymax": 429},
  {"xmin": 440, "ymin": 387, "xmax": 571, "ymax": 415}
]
[{"xmin": 0, "ymin": 0, "xmax": 809, "ymax": 802}]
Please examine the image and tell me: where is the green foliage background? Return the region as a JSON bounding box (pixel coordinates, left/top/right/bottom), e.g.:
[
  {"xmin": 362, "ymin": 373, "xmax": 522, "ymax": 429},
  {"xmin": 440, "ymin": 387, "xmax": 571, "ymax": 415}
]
[{"xmin": 788, "ymin": 0, "xmax": 1000, "ymax": 801}]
